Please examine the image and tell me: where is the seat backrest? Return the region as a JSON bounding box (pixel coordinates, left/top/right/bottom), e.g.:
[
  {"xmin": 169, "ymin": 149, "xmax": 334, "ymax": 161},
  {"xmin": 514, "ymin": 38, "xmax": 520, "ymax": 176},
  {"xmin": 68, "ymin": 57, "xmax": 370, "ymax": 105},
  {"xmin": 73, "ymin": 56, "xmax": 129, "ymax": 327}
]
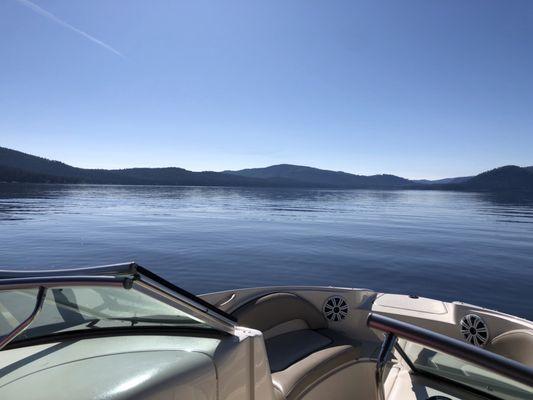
[
  {"xmin": 487, "ymin": 329, "xmax": 533, "ymax": 367},
  {"xmin": 232, "ymin": 292, "xmax": 327, "ymax": 333}
]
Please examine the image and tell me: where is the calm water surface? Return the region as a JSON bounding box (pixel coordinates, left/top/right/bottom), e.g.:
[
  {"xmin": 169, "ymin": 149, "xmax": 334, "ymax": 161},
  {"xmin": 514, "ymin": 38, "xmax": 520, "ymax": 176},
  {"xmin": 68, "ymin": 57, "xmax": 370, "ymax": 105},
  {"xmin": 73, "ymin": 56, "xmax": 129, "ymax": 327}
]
[{"xmin": 1, "ymin": 184, "xmax": 532, "ymax": 319}]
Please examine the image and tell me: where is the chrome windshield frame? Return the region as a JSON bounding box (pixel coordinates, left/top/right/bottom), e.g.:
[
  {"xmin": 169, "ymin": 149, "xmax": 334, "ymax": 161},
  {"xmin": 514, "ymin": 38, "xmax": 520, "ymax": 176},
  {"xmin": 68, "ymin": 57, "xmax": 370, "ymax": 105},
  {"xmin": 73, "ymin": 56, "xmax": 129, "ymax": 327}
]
[
  {"xmin": 0, "ymin": 286, "xmax": 47, "ymax": 350},
  {"xmin": 0, "ymin": 263, "xmax": 238, "ymax": 346},
  {"xmin": 0, "ymin": 263, "xmax": 138, "ymax": 279}
]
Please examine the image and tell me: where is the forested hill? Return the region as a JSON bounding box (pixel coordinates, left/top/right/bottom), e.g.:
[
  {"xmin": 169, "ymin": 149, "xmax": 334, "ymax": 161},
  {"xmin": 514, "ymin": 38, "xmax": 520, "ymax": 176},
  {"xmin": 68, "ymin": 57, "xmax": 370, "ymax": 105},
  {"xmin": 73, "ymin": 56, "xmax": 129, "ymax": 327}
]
[{"xmin": 1, "ymin": 146, "xmax": 532, "ymax": 192}]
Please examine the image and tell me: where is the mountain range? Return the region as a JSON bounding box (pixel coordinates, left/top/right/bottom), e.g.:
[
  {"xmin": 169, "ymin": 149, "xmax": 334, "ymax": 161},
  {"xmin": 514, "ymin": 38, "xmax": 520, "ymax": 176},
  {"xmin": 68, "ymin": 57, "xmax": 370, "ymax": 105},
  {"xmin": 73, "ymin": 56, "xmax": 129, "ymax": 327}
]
[{"xmin": 1, "ymin": 146, "xmax": 532, "ymax": 192}]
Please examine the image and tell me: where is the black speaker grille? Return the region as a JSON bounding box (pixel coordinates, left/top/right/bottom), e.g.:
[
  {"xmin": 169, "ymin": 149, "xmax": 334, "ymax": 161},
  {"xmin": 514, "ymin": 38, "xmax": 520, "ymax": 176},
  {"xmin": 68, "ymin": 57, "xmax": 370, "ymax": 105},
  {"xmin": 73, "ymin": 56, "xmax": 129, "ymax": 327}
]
[
  {"xmin": 460, "ymin": 314, "xmax": 489, "ymax": 347},
  {"xmin": 324, "ymin": 296, "xmax": 348, "ymax": 321}
]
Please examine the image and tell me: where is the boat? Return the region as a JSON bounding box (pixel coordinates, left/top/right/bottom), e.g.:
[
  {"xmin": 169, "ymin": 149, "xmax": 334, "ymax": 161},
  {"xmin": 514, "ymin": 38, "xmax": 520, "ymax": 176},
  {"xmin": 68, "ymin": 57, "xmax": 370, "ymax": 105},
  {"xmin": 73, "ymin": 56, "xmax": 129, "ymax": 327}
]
[{"xmin": 0, "ymin": 262, "xmax": 531, "ymax": 399}]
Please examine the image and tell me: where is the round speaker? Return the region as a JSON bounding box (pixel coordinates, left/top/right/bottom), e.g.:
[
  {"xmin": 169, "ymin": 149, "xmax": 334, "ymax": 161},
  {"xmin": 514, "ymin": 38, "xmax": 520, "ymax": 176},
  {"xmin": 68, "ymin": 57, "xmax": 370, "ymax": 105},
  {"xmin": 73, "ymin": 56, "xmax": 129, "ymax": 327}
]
[
  {"xmin": 323, "ymin": 296, "xmax": 348, "ymax": 321},
  {"xmin": 460, "ymin": 314, "xmax": 489, "ymax": 347}
]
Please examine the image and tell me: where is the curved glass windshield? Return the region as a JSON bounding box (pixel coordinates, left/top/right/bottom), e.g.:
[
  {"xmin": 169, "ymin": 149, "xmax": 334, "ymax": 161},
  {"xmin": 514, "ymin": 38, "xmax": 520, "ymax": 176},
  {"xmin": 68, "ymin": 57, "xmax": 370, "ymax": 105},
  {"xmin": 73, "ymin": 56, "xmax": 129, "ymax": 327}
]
[
  {"xmin": 0, "ymin": 288, "xmax": 40, "ymax": 337},
  {"xmin": 0, "ymin": 285, "xmax": 214, "ymax": 344},
  {"xmin": 398, "ymin": 339, "xmax": 533, "ymax": 400}
]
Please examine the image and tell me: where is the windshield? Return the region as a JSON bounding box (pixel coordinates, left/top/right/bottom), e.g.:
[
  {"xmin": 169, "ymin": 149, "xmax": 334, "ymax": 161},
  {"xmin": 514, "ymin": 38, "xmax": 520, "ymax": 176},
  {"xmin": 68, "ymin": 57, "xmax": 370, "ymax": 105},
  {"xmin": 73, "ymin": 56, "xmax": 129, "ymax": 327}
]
[
  {"xmin": 397, "ymin": 339, "xmax": 533, "ymax": 400},
  {"xmin": 0, "ymin": 285, "xmax": 214, "ymax": 344}
]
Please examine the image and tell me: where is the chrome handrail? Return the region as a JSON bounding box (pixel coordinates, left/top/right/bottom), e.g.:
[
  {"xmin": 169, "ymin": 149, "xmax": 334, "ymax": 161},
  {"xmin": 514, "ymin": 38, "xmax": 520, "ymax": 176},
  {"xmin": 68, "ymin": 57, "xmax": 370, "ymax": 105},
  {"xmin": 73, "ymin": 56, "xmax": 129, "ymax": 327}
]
[
  {"xmin": 367, "ymin": 313, "xmax": 533, "ymax": 387},
  {"xmin": 0, "ymin": 262, "xmax": 136, "ymax": 279}
]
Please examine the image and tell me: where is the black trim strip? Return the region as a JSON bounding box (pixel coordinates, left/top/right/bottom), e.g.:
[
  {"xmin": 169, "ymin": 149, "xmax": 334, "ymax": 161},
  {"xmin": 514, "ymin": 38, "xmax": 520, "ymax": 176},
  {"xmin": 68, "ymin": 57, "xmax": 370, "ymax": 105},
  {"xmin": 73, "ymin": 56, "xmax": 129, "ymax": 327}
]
[
  {"xmin": 0, "ymin": 276, "xmax": 126, "ymax": 289},
  {"xmin": 4, "ymin": 326, "xmax": 228, "ymax": 350},
  {"xmin": 136, "ymin": 265, "xmax": 237, "ymax": 323},
  {"xmin": 393, "ymin": 342, "xmax": 417, "ymax": 372}
]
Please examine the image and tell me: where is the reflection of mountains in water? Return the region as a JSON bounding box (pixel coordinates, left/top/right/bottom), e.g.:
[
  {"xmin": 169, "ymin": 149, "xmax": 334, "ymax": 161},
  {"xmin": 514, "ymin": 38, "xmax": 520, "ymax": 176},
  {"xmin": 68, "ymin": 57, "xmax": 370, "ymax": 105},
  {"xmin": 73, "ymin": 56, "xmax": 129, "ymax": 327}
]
[
  {"xmin": 473, "ymin": 191, "xmax": 533, "ymax": 223},
  {"xmin": 1, "ymin": 146, "xmax": 533, "ymax": 192},
  {"xmin": 2, "ymin": 184, "xmax": 533, "ymax": 224}
]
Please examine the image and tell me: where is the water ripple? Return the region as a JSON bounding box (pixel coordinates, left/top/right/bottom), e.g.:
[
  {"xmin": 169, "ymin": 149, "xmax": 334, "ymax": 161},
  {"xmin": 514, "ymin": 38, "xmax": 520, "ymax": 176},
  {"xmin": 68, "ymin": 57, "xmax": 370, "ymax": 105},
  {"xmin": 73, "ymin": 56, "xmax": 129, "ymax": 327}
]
[{"xmin": 1, "ymin": 183, "xmax": 532, "ymax": 319}]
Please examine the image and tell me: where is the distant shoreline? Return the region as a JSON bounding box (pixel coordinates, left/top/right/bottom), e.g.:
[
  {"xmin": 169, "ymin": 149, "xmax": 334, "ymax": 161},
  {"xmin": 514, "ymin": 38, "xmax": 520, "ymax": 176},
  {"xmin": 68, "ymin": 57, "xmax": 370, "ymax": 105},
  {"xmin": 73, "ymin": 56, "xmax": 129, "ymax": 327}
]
[
  {"xmin": 1, "ymin": 146, "xmax": 533, "ymax": 193},
  {"xmin": 3, "ymin": 181, "xmax": 533, "ymax": 195}
]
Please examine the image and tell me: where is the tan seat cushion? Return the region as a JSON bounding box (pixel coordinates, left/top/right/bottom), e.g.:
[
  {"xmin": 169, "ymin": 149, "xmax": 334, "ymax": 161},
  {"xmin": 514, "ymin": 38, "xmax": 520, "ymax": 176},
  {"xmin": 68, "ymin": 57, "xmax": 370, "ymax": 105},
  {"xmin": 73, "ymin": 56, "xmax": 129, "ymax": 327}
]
[
  {"xmin": 232, "ymin": 292, "xmax": 359, "ymax": 399},
  {"xmin": 232, "ymin": 292, "xmax": 327, "ymax": 332},
  {"xmin": 271, "ymin": 345, "xmax": 359, "ymax": 400},
  {"xmin": 488, "ymin": 329, "xmax": 533, "ymax": 367},
  {"xmin": 265, "ymin": 329, "xmax": 332, "ymax": 372}
]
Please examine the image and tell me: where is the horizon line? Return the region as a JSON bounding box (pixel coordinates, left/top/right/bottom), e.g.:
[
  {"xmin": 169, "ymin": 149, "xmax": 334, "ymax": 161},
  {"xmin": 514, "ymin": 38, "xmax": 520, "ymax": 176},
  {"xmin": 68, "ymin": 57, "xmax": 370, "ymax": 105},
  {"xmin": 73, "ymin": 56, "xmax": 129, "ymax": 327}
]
[{"xmin": 2, "ymin": 145, "xmax": 532, "ymax": 182}]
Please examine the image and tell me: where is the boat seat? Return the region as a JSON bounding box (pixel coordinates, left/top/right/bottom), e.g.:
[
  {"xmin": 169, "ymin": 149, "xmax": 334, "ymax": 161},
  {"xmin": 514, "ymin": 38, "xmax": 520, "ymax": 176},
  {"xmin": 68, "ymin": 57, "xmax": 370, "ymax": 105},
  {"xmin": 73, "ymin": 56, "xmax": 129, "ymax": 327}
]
[
  {"xmin": 270, "ymin": 343, "xmax": 359, "ymax": 400},
  {"xmin": 233, "ymin": 292, "xmax": 327, "ymax": 334},
  {"xmin": 232, "ymin": 292, "xmax": 359, "ymax": 400},
  {"xmin": 487, "ymin": 329, "xmax": 533, "ymax": 367}
]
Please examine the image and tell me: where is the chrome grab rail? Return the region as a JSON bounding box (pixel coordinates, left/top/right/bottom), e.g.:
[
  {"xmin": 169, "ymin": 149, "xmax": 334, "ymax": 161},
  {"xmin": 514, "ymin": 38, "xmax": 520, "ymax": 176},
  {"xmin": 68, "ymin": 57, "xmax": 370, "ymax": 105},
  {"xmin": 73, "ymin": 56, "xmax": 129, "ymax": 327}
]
[
  {"xmin": 0, "ymin": 262, "xmax": 137, "ymax": 279},
  {"xmin": 367, "ymin": 313, "xmax": 533, "ymax": 392}
]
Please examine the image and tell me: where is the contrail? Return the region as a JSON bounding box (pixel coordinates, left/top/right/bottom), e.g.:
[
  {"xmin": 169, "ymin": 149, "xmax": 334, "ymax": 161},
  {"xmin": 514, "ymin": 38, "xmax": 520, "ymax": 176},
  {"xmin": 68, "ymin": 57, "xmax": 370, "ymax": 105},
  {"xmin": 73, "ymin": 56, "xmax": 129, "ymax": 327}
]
[{"xmin": 15, "ymin": 0, "xmax": 124, "ymax": 58}]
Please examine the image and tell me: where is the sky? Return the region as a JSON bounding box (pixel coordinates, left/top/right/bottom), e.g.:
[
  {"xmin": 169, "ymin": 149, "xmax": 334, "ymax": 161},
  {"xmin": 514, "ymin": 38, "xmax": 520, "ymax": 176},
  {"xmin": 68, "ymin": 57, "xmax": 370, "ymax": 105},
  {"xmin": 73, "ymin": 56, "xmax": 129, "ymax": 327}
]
[{"xmin": 1, "ymin": 0, "xmax": 532, "ymax": 179}]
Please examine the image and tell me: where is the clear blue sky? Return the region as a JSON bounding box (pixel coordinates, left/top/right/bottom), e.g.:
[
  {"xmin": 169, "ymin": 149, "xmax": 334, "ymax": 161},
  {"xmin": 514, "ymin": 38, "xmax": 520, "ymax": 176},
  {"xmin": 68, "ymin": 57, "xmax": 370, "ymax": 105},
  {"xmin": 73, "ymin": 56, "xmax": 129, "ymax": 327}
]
[{"xmin": 1, "ymin": 0, "xmax": 532, "ymax": 179}]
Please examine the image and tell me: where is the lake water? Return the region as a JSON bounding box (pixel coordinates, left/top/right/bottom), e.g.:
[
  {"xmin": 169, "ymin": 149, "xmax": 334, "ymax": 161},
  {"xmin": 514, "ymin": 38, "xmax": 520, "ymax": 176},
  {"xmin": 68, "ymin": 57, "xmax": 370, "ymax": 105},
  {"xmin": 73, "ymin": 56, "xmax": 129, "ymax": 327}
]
[{"xmin": 1, "ymin": 184, "xmax": 532, "ymax": 320}]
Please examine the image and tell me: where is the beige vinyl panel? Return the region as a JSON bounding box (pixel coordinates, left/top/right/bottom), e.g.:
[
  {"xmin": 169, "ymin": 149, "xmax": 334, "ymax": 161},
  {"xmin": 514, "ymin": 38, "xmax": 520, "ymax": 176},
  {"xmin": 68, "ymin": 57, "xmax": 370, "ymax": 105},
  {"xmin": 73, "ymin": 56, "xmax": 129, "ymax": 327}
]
[
  {"xmin": 0, "ymin": 344, "xmax": 219, "ymax": 400},
  {"xmin": 201, "ymin": 286, "xmax": 379, "ymax": 344},
  {"xmin": 0, "ymin": 335, "xmax": 222, "ymax": 385},
  {"xmin": 214, "ymin": 326, "xmax": 276, "ymax": 400},
  {"xmin": 298, "ymin": 361, "xmax": 377, "ymax": 400},
  {"xmin": 372, "ymin": 294, "xmax": 533, "ymax": 349},
  {"xmin": 0, "ymin": 332, "xmax": 276, "ymax": 400},
  {"xmin": 204, "ymin": 287, "xmax": 532, "ymax": 350}
]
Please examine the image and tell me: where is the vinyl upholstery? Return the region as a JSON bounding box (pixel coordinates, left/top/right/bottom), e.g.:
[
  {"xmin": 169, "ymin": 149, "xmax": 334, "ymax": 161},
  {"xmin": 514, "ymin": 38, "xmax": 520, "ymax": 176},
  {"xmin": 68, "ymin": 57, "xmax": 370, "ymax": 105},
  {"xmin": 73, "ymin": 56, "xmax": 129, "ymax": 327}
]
[
  {"xmin": 265, "ymin": 329, "xmax": 332, "ymax": 372},
  {"xmin": 233, "ymin": 292, "xmax": 327, "ymax": 332},
  {"xmin": 271, "ymin": 345, "xmax": 359, "ymax": 400},
  {"xmin": 488, "ymin": 329, "xmax": 533, "ymax": 367},
  {"xmin": 232, "ymin": 292, "xmax": 359, "ymax": 400}
]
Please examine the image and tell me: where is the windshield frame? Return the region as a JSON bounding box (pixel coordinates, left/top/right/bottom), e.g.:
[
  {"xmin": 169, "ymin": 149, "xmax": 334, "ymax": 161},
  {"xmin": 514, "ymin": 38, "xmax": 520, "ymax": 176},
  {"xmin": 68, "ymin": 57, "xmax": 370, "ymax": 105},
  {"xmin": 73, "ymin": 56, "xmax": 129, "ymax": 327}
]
[{"xmin": 0, "ymin": 263, "xmax": 238, "ymax": 348}]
